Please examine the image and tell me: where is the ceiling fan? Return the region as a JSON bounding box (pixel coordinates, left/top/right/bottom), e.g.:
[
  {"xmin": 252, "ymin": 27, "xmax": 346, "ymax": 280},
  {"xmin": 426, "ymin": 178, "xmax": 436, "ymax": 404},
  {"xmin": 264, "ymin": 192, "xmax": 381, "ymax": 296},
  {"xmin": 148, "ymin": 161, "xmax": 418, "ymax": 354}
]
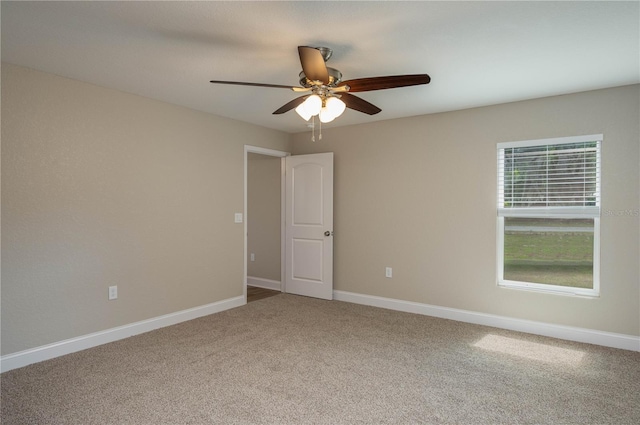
[{"xmin": 209, "ymin": 46, "xmax": 431, "ymax": 124}]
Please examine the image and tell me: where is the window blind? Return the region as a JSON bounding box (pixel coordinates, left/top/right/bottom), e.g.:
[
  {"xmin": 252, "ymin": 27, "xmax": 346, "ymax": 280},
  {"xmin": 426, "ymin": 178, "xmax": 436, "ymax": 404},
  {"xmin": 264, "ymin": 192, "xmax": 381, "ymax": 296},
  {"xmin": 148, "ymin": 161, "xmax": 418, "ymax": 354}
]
[{"xmin": 498, "ymin": 135, "xmax": 601, "ymax": 217}]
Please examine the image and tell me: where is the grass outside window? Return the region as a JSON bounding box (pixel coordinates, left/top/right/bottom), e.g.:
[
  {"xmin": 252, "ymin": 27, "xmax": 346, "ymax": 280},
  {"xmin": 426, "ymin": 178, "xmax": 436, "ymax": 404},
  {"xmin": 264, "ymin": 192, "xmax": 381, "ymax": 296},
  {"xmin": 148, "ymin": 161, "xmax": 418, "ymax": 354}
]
[{"xmin": 503, "ymin": 218, "xmax": 594, "ymax": 289}]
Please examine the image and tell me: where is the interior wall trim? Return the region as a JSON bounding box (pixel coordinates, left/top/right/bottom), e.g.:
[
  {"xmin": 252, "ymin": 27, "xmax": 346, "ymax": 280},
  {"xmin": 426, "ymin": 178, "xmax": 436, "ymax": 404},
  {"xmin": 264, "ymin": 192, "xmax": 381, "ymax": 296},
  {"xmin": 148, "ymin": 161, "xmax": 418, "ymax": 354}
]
[
  {"xmin": 0, "ymin": 296, "xmax": 245, "ymax": 373},
  {"xmin": 4, "ymin": 290, "xmax": 636, "ymax": 373},
  {"xmin": 333, "ymin": 290, "xmax": 640, "ymax": 352},
  {"xmin": 247, "ymin": 277, "xmax": 282, "ymax": 291}
]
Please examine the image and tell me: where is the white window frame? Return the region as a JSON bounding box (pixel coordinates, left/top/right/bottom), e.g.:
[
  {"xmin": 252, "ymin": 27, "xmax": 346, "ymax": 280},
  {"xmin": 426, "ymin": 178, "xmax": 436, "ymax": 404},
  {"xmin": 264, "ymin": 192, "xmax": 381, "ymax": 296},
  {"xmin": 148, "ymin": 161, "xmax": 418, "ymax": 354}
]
[{"xmin": 497, "ymin": 134, "xmax": 602, "ymax": 297}]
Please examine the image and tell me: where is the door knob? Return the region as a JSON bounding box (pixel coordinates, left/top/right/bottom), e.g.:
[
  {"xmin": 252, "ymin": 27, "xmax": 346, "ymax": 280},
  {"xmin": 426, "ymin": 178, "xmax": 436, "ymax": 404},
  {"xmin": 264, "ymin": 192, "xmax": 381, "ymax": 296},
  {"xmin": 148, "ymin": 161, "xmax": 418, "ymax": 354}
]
[{"xmin": 324, "ymin": 231, "xmax": 333, "ymax": 237}]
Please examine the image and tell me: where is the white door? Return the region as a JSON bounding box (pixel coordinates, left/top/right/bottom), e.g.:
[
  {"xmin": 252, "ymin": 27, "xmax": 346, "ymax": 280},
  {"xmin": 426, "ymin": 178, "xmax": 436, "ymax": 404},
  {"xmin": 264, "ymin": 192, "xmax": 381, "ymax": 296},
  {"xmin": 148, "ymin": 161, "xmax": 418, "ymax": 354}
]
[{"xmin": 285, "ymin": 152, "xmax": 334, "ymax": 300}]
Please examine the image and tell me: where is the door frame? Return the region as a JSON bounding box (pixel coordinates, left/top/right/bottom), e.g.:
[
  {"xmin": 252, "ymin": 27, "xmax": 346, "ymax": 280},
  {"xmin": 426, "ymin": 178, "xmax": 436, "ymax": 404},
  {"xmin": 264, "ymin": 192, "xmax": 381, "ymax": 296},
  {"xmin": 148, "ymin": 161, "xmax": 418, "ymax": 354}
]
[{"xmin": 243, "ymin": 145, "xmax": 290, "ymax": 302}]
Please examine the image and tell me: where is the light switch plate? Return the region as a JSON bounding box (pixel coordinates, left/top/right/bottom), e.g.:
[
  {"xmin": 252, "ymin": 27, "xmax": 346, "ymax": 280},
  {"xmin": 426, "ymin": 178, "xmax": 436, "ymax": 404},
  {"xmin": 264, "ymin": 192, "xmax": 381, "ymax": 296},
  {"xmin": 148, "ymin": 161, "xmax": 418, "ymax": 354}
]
[{"xmin": 234, "ymin": 213, "xmax": 243, "ymax": 223}]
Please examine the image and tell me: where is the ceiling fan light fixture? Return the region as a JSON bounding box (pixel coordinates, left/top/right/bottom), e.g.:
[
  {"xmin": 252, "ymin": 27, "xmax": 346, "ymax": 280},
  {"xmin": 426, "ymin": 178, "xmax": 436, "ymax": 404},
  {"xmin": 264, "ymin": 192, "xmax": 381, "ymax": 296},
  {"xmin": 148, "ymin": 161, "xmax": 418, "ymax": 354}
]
[
  {"xmin": 295, "ymin": 103, "xmax": 312, "ymax": 121},
  {"xmin": 319, "ymin": 107, "xmax": 336, "ymax": 123},
  {"xmin": 325, "ymin": 96, "xmax": 346, "ymax": 118},
  {"xmin": 301, "ymin": 94, "xmax": 322, "ymax": 117},
  {"xmin": 318, "ymin": 97, "xmax": 346, "ymax": 123}
]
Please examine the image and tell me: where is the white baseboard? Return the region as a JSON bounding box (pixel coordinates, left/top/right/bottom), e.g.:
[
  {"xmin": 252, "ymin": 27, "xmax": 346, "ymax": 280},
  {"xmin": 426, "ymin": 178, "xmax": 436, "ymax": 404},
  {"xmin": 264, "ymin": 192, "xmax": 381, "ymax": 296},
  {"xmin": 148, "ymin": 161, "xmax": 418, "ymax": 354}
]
[
  {"xmin": 333, "ymin": 290, "xmax": 640, "ymax": 352},
  {"xmin": 247, "ymin": 276, "xmax": 281, "ymax": 291},
  {"xmin": 4, "ymin": 291, "xmax": 636, "ymax": 373},
  {"xmin": 0, "ymin": 295, "xmax": 245, "ymax": 373}
]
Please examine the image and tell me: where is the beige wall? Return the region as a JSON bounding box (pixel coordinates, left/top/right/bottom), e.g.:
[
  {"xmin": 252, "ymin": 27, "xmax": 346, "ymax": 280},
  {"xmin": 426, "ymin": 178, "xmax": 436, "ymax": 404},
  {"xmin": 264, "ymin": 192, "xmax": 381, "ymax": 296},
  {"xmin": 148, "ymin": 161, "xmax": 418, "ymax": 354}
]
[
  {"xmin": 1, "ymin": 63, "xmax": 292, "ymax": 355},
  {"xmin": 247, "ymin": 153, "xmax": 282, "ymax": 282},
  {"xmin": 2, "ymin": 62, "xmax": 638, "ymax": 358},
  {"xmin": 292, "ymin": 85, "xmax": 640, "ymax": 336}
]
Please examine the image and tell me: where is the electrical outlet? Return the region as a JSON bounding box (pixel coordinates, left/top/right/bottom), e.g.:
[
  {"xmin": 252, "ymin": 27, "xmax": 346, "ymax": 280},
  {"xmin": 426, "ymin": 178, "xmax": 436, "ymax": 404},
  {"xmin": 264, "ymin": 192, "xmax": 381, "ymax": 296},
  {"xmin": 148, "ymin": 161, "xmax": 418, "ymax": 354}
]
[
  {"xmin": 250, "ymin": 253, "xmax": 255, "ymax": 262},
  {"xmin": 385, "ymin": 267, "xmax": 393, "ymax": 278},
  {"xmin": 108, "ymin": 285, "xmax": 118, "ymax": 300}
]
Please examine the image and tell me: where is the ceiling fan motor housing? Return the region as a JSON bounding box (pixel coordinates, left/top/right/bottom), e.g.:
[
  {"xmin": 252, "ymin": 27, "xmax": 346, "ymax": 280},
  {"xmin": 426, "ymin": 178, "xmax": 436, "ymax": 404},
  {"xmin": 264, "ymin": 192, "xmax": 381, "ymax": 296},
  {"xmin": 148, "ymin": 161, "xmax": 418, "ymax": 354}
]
[
  {"xmin": 315, "ymin": 46, "xmax": 333, "ymax": 62},
  {"xmin": 299, "ymin": 67, "xmax": 343, "ymax": 87}
]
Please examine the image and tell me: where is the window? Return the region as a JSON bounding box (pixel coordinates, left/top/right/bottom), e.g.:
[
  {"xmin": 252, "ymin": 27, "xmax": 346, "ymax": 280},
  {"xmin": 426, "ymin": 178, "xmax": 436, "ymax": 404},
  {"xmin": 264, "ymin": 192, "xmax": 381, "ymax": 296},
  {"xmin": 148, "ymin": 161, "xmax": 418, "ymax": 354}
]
[{"xmin": 497, "ymin": 135, "xmax": 601, "ymax": 296}]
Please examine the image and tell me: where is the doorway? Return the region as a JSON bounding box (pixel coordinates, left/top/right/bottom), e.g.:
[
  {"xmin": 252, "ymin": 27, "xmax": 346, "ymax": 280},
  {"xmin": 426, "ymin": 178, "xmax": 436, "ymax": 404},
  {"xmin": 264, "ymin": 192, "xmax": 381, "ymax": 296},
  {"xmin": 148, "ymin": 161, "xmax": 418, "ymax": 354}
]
[
  {"xmin": 244, "ymin": 146, "xmax": 289, "ymax": 302},
  {"xmin": 244, "ymin": 146, "xmax": 335, "ymax": 302}
]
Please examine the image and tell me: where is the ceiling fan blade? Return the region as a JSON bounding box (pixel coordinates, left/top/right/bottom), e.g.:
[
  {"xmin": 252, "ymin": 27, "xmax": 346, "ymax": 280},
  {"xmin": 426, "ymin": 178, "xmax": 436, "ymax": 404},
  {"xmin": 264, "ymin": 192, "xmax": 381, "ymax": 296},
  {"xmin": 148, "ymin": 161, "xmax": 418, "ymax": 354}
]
[
  {"xmin": 340, "ymin": 93, "xmax": 381, "ymax": 115},
  {"xmin": 210, "ymin": 80, "xmax": 297, "ymax": 90},
  {"xmin": 272, "ymin": 96, "xmax": 307, "ymax": 115},
  {"xmin": 339, "ymin": 74, "xmax": 431, "ymax": 92},
  {"xmin": 298, "ymin": 46, "xmax": 330, "ymax": 85}
]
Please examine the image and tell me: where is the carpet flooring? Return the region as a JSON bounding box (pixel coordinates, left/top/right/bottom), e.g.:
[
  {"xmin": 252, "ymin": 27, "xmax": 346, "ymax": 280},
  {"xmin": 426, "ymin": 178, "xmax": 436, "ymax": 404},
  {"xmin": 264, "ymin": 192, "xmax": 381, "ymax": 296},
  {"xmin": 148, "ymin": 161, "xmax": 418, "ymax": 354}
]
[{"xmin": 2, "ymin": 294, "xmax": 639, "ymax": 424}]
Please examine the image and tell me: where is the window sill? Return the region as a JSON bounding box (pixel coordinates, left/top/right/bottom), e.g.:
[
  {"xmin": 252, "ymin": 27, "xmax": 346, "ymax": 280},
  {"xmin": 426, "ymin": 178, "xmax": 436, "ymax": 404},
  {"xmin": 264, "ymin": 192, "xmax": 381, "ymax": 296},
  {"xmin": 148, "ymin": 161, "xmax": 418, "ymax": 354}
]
[{"xmin": 498, "ymin": 280, "xmax": 600, "ymax": 298}]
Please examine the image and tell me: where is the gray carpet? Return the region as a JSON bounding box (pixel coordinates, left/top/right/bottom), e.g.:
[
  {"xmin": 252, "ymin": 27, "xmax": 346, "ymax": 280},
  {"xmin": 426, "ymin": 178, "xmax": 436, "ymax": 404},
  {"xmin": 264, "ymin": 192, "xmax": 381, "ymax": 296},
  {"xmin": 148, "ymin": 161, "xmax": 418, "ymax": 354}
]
[{"xmin": 2, "ymin": 294, "xmax": 639, "ymax": 424}]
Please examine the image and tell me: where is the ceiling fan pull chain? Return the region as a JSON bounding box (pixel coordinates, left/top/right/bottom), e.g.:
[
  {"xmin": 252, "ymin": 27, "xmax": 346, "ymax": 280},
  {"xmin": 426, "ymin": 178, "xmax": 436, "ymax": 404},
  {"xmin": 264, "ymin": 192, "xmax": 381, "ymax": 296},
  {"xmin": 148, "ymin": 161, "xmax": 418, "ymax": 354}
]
[
  {"xmin": 319, "ymin": 119, "xmax": 322, "ymax": 140},
  {"xmin": 311, "ymin": 116, "xmax": 316, "ymax": 142}
]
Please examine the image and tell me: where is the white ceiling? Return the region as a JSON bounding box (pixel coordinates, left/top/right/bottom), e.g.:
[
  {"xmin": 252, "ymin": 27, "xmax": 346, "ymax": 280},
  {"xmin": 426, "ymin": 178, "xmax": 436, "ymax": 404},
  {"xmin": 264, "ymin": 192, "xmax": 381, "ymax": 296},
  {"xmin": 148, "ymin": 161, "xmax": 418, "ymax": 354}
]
[{"xmin": 2, "ymin": 1, "xmax": 638, "ymax": 134}]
